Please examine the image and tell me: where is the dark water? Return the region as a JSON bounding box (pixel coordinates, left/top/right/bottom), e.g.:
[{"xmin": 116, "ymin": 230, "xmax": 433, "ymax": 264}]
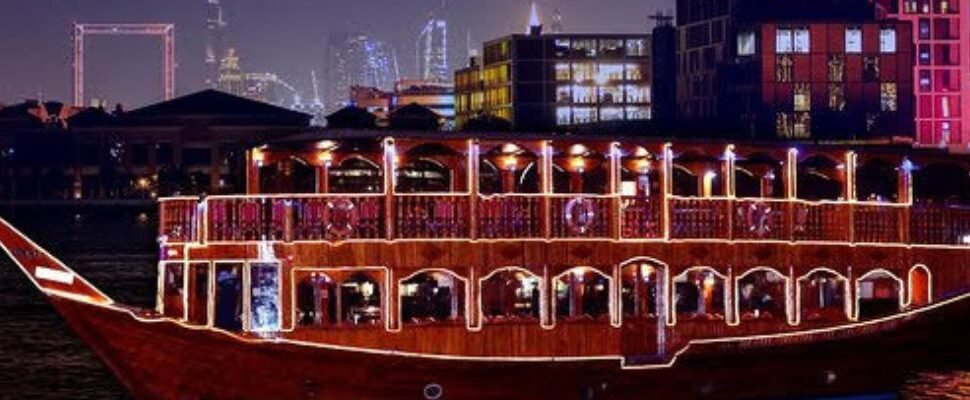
[{"xmin": 0, "ymin": 206, "xmax": 967, "ymax": 400}]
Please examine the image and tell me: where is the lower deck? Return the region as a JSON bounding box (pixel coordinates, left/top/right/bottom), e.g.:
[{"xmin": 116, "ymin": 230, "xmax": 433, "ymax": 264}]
[{"xmin": 155, "ymin": 239, "xmax": 956, "ymax": 362}]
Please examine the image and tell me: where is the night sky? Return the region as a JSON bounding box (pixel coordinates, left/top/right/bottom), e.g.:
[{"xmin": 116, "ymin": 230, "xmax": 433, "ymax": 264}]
[{"xmin": 0, "ymin": 0, "xmax": 670, "ymax": 109}]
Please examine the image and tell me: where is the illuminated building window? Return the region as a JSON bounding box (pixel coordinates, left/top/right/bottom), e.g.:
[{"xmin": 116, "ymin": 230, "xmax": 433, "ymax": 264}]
[
  {"xmin": 793, "ymin": 112, "xmax": 811, "ymax": 138},
  {"xmin": 866, "ymin": 113, "xmax": 878, "ymax": 133},
  {"xmin": 794, "ymin": 83, "xmax": 811, "ymax": 112},
  {"xmin": 737, "ymin": 31, "xmax": 756, "ymax": 56},
  {"xmin": 919, "ymin": 70, "xmax": 931, "ymax": 92},
  {"xmin": 828, "ymin": 55, "xmax": 844, "ymax": 82},
  {"xmin": 572, "ymin": 39, "xmax": 597, "ymax": 57},
  {"xmin": 625, "ymin": 85, "xmax": 651, "ymax": 103},
  {"xmin": 600, "ymin": 107, "xmax": 624, "ymax": 122},
  {"xmin": 776, "ymin": 55, "xmax": 793, "ymax": 82},
  {"xmin": 572, "ymin": 85, "xmax": 596, "ymax": 104},
  {"xmin": 572, "ymin": 107, "xmax": 597, "ymax": 124},
  {"xmin": 845, "ymin": 26, "xmax": 862, "ymax": 53},
  {"xmin": 626, "ymin": 39, "xmax": 648, "ymax": 56},
  {"xmin": 625, "ymin": 64, "xmax": 643, "ymax": 80},
  {"xmin": 599, "ymin": 39, "xmax": 624, "ymax": 57},
  {"xmin": 775, "ymin": 28, "xmax": 793, "ymax": 53},
  {"xmin": 793, "ymin": 28, "xmax": 810, "ymax": 53},
  {"xmin": 918, "ymin": 45, "xmax": 931, "ymax": 65},
  {"xmin": 556, "ymin": 107, "xmax": 572, "ymax": 125},
  {"xmin": 554, "ymin": 38, "xmax": 571, "ymax": 57},
  {"xmin": 918, "ymin": 19, "xmax": 930, "ymax": 39},
  {"xmin": 598, "ymin": 86, "xmax": 623, "ymax": 104},
  {"xmin": 828, "ymin": 84, "xmax": 846, "ymax": 111},
  {"xmin": 880, "ymin": 83, "xmax": 898, "ymax": 112},
  {"xmin": 625, "ymin": 106, "xmax": 651, "ymax": 120},
  {"xmin": 598, "ymin": 63, "xmax": 624, "ymax": 82},
  {"xmin": 941, "ymin": 97, "xmax": 951, "ymax": 118},
  {"xmin": 879, "ymin": 27, "xmax": 897, "ymax": 53},
  {"xmin": 555, "ymin": 63, "xmax": 571, "ymax": 81},
  {"xmin": 776, "ymin": 112, "xmax": 793, "ymax": 137},
  {"xmin": 863, "ymin": 57, "xmax": 880, "ymax": 82},
  {"xmin": 572, "ymin": 63, "xmax": 594, "ymax": 82},
  {"xmin": 556, "ymin": 85, "xmax": 571, "ymax": 104}
]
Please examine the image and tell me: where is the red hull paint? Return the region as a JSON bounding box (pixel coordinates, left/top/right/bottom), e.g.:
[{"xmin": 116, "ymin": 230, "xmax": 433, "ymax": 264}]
[{"xmin": 48, "ymin": 293, "xmax": 969, "ymax": 400}]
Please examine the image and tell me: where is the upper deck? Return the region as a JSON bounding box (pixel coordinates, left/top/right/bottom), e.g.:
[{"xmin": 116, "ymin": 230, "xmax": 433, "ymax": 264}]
[{"xmin": 157, "ymin": 135, "xmax": 970, "ymax": 247}]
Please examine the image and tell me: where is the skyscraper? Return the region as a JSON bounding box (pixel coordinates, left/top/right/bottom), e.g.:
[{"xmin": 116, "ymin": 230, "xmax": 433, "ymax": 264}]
[
  {"xmin": 326, "ymin": 32, "xmax": 400, "ymax": 111},
  {"xmin": 217, "ymin": 48, "xmax": 246, "ymax": 97},
  {"xmin": 204, "ymin": 0, "xmax": 227, "ymax": 88},
  {"xmin": 416, "ymin": 4, "xmax": 449, "ymax": 82}
]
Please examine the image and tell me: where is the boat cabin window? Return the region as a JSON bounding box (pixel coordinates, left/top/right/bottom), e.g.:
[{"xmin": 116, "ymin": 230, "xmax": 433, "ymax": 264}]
[
  {"xmin": 799, "ymin": 270, "xmax": 848, "ymax": 322},
  {"xmin": 674, "ymin": 269, "xmax": 726, "ymax": 320},
  {"xmin": 329, "ymin": 157, "xmax": 383, "ymax": 193},
  {"xmin": 161, "ymin": 262, "xmax": 185, "ymax": 319},
  {"xmin": 400, "ymin": 271, "xmax": 466, "ymax": 324},
  {"xmin": 397, "ymin": 159, "xmax": 453, "ymax": 193},
  {"xmin": 249, "ymin": 263, "xmax": 281, "ymax": 332},
  {"xmin": 797, "ymin": 155, "xmax": 843, "ymax": 201},
  {"xmin": 296, "ymin": 273, "xmax": 337, "ymax": 326},
  {"xmin": 555, "ymin": 267, "xmax": 610, "ymax": 320},
  {"xmin": 857, "ymin": 270, "xmax": 902, "ymax": 320},
  {"xmin": 737, "ymin": 269, "xmax": 788, "ymax": 321},
  {"xmin": 856, "ymin": 159, "xmax": 898, "ymax": 202},
  {"xmin": 481, "ymin": 269, "xmax": 541, "ymax": 321},
  {"xmin": 621, "ymin": 263, "xmax": 661, "ymax": 319},
  {"xmin": 187, "ymin": 263, "xmax": 210, "ymax": 325},
  {"xmin": 214, "ymin": 263, "xmax": 244, "ymax": 331},
  {"xmin": 341, "ymin": 273, "xmax": 383, "ymax": 325}
]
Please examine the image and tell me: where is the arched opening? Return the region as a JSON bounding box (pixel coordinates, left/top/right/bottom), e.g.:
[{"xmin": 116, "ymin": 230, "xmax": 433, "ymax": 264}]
[
  {"xmin": 290, "ymin": 157, "xmax": 317, "ymax": 193},
  {"xmin": 481, "ymin": 143, "xmax": 540, "ymax": 194},
  {"xmin": 797, "ymin": 269, "xmax": 849, "ymax": 323},
  {"xmin": 296, "ymin": 272, "xmax": 337, "ymax": 327},
  {"xmin": 397, "ymin": 159, "xmax": 452, "ymax": 193},
  {"xmin": 856, "ymin": 158, "xmax": 898, "ymax": 202},
  {"xmin": 554, "ymin": 267, "xmax": 611, "ymax": 321},
  {"xmin": 341, "ymin": 273, "xmax": 383, "ymax": 325},
  {"xmin": 737, "ymin": 268, "xmax": 789, "ymax": 322},
  {"xmin": 621, "ymin": 261, "xmax": 665, "ymax": 319},
  {"xmin": 329, "ymin": 156, "xmax": 383, "ymax": 193},
  {"xmin": 797, "ymin": 155, "xmax": 843, "ymax": 201},
  {"xmin": 856, "ymin": 270, "xmax": 903, "ymax": 320},
  {"xmin": 735, "ymin": 152, "xmax": 784, "ymax": 198},
  {"xmin": 671, "ymin": 165, "xmax": 699, "ymax": 197},
  {"xmin": 914, "ymin": 162, "xmax": 970, "ymax": 205},
  {"xmin": 673, "ymin": 268, "xmax": 726, "ymax": 321},
  {"xmin": 480, "ymin": 268, "xmax": 541, "ymax": 322},
  {"xmin": 553, "ymin": 144, "xmax": 608, "ymax": 194},
  {"xmin": 479, "ymin": 160, "xmax": 502, "ymax": 194},
  {"xmin": 214, "ymin": 263, "xmax": 243, "ymax": 331},
  {"xmin": 908, "ymin": 265, "xmax": 932, "ymax": 307},
  {"xmin": 400, "ymin": 270, "xmax": 466, "ymax": 324}
]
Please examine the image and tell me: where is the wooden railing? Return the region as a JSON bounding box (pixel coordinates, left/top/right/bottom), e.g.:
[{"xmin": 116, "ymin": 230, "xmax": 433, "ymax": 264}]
[{"xmin": 158, "ymin": 194, "xmax": 970, "ymax": 246}]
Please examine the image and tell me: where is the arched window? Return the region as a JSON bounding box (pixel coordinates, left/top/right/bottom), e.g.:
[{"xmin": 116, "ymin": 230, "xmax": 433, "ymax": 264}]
[
  {"xmin": 400, "ymin": 271, "xmax": 466, "ymax": 324},
  {"xmin": 329, "ymin": 157, "xmax": 383, "ymax": 193},
  {"xmin": 735, "ymin": 152, "xmax": 784, "ymax": 198},
  {"xmin": 397, "ymin": 159, "xmax": 452, "ymax": 193},
  {"xmin": 913, "ymin": 162, "xmax": 970, "ymax": 205},
  {"xmin": 673, "ymin": 268, "xmax": 726, "ymax": 320},
  {"xmin": 856, "ymin": 158, "xmax": 898, "ymax": 202},
  {"xmin": 296, "ymin": 273, "xmax": 337, "ymax": 327},
  {"xmin": 908, "ymin": 265, "xmax": 932, "ymax": 307},
  {"xmin": 672, "ymin": 166, "xmax": 699, "ymax": 197},
  {"xmin": 621, "ymin": 262, "xmax": 663, "ymax": 319},
  {"xmin": 737, "ymin": 268, "xmax": 789, "ymax": 321},
  {"xmin": 554, "ymin": 267, "xmax": 611, "ymax": 320},
  {"xmin": 797, "ymin": 269, "xmax": 849, "ymax": 323},
  {"xmin": 797, "ymin": 155, "xmax": 843, "ymax": 201},
  {"xmin": 480, "ymin": 268, "xmax": 541, "ymax": 321},
  {"xmin": 856, "ymin": 270, "xmax": 903, "ymax": 320},
  {"xmin": 479, "ymin": 160, "xmax": 502, "ymax": 194},
  {"xmin": 341, "ymin": 273, "xmax": 383, "ymax": 325}
]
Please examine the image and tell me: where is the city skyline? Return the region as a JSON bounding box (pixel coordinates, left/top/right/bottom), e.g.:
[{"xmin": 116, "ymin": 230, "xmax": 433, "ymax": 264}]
[{"xmin": 0, "ymin": 0, "xmax": 670, "ymax": 109}]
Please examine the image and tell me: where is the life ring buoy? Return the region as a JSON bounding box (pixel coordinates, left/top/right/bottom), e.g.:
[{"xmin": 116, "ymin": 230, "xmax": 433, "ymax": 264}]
[
  {"xmin": 744, "ymin": 201, "xmax": 773, "ymax": 237},
  {"xmin": 326, "ymin": 198, "xmax": 358, "ymax": 237},
  {"xmin": 564, "ymin": 197, "xmax": 596, "ymax": 234}
]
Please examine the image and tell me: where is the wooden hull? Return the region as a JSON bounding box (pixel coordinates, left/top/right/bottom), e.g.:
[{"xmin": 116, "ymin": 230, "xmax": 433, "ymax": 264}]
[{"xmin": 48, "ymin": 292, "xmax": 970, "ymax": 400}]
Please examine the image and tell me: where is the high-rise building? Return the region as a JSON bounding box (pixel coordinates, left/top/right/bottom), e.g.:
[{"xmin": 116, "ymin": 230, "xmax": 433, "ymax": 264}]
[
  {"xmin": 551, "ymin": 9, "xmax": 564, "ymax": 34},
  {"xmin": 880, "ymin": 0, "xmax": 970, "ymax": 148},
  {"xmin": 326, "ymin": 32, "xmax": 400, "ymax": 112},
  {"xmin": 417, "ymin": 12, "xmax": 449, "ymax": 82},
  {"xmin": 218, "ymin": 48, "xmax": 246, "ymax": 97},
  {"xmin": 455, "ymin": 13, "xmax": 654, "ymax": 132},
  {"xmin": 205, "ymin": 0, "xmax": 227, "ymax": 88}
]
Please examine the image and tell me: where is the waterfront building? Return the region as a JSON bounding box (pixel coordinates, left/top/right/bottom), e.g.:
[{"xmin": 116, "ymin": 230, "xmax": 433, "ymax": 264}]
[{"xmin": 880, "ymin": 0, "xmax": 970, "ymax": 149}]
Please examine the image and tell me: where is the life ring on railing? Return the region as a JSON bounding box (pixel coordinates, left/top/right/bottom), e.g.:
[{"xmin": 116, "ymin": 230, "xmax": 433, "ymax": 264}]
[
  {"xmin": 744, "ymin": 201, "xmax": 773, "ymax": 237},
  {"xmin": 565, "ymin": 197, "xmax": 596, "ymax": 234},
  {"xmin": 326, "ymin": 198, "xmax": 358, "ymax": 237}
]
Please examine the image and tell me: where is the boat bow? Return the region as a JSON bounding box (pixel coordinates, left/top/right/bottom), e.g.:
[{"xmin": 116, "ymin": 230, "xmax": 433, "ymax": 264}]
[{"xmin": 0, "ymin": 216, "xmax": 114, "ymax": 305}]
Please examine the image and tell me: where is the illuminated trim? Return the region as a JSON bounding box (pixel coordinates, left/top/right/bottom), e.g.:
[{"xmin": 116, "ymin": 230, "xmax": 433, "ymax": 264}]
[
  {"xmin": 853, "ymin": 268, "xmax": 905, "ymax": 321},
  {"xmin": 549, "ymin": 266, "xmax": 618, "ymax": 328},
  {"xmin": 732, "ymin": 266, "xmax": 795, "ymax": 326},
  {"xmin": 394, "ymin": 268, "xmax": 472, "ymax": 332},
  {"xmin": 793, "ymin": 267, "xmax": 852, "ymax": 325},
  {"xmin": 906, "ymin": 264, "xmax": 933, "ymax": 307}
]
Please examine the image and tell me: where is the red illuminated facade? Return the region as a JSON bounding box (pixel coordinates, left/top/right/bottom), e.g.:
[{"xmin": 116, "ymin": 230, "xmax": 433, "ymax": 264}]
[{"xmin": 880, "ymin": 0, "xmax": 970, "ymax": 148}]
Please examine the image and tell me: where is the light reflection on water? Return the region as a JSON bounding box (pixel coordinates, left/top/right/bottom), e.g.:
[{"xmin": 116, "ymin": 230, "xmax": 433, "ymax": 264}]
[{"xmin": 0, "ymin": 207, "xmax": 965, "ymax": 399}]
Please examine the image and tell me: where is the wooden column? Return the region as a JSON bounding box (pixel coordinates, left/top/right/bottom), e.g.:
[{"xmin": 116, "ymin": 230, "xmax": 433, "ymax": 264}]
[
  {"xmin": 315, "ymin": 165, "xmax": 329, "ymax": 194},
  {"xmin": 383, "ymin": 138, "xmax": 396, "ymax": 240},
  {"xmin": 723, "ymin": 145, "xmax": 736, "ymax": 239},
  {"xmin": 541, "ymin": 141, "xmax": 553, "ymax": 239},
  {"xmin": 609, "ymin": 142, "xmax": 622, "ymax": 240},
  {"xmin": 661, "ymin": 144, "xmax": 673, "ymax": 240},
  {"xmin": 245, "ymin": 148, "xmax": 261, "ymax": 195},
  {"xmin": 845, "ymin": 151, "xmax": 857, "ymax": 243},
  {"xmin": 784, "ymin": 148, "xmax": 798, "ymax": 240},
  {"xmin": 469, "ymin": 140, "xmax": 480, "ymax": 240}
]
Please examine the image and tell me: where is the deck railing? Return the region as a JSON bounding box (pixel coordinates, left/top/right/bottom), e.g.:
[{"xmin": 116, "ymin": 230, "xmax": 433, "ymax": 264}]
[{"xmin": 158, "ymin": 193, "xmax": 970, "ymax": 247}]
